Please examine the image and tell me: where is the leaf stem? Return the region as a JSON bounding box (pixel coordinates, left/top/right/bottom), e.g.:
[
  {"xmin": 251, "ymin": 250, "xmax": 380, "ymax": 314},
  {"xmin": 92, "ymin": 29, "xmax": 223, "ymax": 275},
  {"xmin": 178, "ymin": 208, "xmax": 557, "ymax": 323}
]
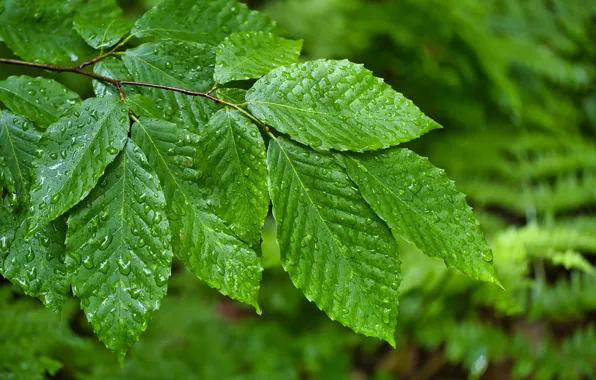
[{"xmin": 77, "ymin": 34, "xmax": 134, "ymax": 69}]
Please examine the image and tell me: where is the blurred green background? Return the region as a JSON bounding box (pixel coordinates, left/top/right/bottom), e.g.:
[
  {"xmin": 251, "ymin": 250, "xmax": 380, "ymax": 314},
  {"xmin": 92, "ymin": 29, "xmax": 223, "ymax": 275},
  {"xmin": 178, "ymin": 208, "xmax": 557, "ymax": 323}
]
[{"xmin": 1, "ymin": 0, "xmax": 596, "ymax": 379}]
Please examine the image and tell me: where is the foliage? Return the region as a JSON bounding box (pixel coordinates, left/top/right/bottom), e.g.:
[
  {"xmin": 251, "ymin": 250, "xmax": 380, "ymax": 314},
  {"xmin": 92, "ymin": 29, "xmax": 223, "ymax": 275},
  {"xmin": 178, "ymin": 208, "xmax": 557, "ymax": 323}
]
[
  {"xmin": 264, "ymin": 0, "xmax": 596, "ymax": 378},
  {"xmin": 0, "ymin": 0, "xmax": 499, "ymax": 363},
  {"xmin": 1, "ymin": 0, "xmax": 595, "ymax": 378}
]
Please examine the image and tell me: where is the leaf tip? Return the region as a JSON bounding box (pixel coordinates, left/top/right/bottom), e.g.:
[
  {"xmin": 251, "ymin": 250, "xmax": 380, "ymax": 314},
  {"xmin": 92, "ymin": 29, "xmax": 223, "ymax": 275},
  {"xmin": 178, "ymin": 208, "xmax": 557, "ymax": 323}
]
[
  {"xmin": 117, "ymin": 351, "xmax": 127, "ymax": 367},
  {"xmin": 493, "ymin": 277, "xmax": 505, "ymax": 291},
  {"xmin": 385, "ymin": 333, "xmax": 397, "ymax": 349}
]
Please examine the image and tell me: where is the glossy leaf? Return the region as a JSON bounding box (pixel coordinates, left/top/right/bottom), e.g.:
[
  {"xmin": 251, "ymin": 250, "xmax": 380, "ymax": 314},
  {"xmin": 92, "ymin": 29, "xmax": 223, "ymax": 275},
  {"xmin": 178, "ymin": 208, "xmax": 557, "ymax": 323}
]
[
  {"xmin": 28, "ymin": 97, "xmax": 128, "ymax": 235},
  {"xmin": 126, "ymin": 94, "xmax": 182, "ymax": 125},
  {"xmin": 215, "ymin": 32, "xmax": 302, "ymax": 84},
  {"xmin": 268, "ymin": 137, "xmax": 401, "ymax": 344},
  {"xmin": 122, "ymin": 40, "xmax": 219, "ymax": 129},
  {"xmin": 0, "ymin": 199, "xmax": 21, "ymax": 264},
  {"xmin": 0, "ymin": 111, "xmax": 42, "ymax": 202},
  {"xmin": 0, "ymin": 76, "xmax": 81, "ymax": 128},
  {"xmin": 0, "ymin": 0, "xmax": 92, "ymax": 64},
  {"xmin": 73, "ymin": 0, "xmax": 132, "ymax": 49},
  {"xmin": 216, "ymin": 88, "xmax": 248, "ymax": 105},
  {"xmin": 66, "ymin": 140, "xmax": 172, "ymax": 359},
  {"xmin": 1, "ymin": 218, "xmax": 68, "ymax": 315},
  {"xmin": 93, "ymin": 57, "xmax": 139, "ymax": 98},
  {"xmin": 132, "ymin": 118, "xmax": 262, "ymax": 308},
  {"xmin": 199, "ymin": 109, "xmax": 269, "ymax": 246},
  {"xmin": 0, "ymin": 155, "xmax": 16, "ymax": 194},
  {"xmin": 247, "ymin": 59, "xmax": 441, "ymax": 152},
  {"xmin": 342, "ymin": 149, "xmax": 499, "ymax": 284},
  {"xmin": 132, "ymin": 0, "xmax": 280, "ymax": 45}
]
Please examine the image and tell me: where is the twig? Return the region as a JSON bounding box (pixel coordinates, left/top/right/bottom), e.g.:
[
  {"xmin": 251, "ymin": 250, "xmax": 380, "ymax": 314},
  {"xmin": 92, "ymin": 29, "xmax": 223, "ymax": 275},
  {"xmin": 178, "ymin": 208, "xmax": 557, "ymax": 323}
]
[
  {"xmin": 0, "ymin": 57, "xmax": 236, "ymax": 108},
  {"xmin": 0, "ymin": 55, "xmax": 276, "ymax": 134}
]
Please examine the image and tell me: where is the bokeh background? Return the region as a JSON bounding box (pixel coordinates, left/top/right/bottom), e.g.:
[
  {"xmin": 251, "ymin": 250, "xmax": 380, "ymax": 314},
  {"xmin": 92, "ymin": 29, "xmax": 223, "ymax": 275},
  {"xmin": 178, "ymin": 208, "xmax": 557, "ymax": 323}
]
[{"xmin": 1, "ymin": 0, "xmax": 596, "ymax": 379}]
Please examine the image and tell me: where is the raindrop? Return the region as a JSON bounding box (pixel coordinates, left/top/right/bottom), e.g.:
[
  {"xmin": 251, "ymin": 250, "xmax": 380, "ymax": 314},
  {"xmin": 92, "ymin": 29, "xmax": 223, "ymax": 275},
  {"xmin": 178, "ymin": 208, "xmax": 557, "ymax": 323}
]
[
  {"xmin": 118, "ymin": 256, "xmax": 132, "ymax": 275},
  {"xmin": 98, "ymin": 260, "xmax": 110, "ymax": 274},
  {"xmin": 99, "ymin": 235, "xmax": 112, "ymax": 250},
  {"xmin": 382, "ymin": 308, "xmax": 391, "ymax": 324},
  {"xmin": 82, "ymin": 255, "xmax": 94, "ymax": 269},
  {"xmin": 25, "ymin": 248, "xmax": 35, "ymax": 263}
]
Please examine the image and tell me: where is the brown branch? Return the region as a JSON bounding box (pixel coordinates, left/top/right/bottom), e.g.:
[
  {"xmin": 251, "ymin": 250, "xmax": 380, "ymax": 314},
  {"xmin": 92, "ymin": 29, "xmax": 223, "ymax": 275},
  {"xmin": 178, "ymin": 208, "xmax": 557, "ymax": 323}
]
[
  {"xmin": 0, "ymin": 57, "xmax": 237, "ymax": 108},
  {"xmin": 0, "ymin": 58, "xmax": 118, "ymax": 83}
]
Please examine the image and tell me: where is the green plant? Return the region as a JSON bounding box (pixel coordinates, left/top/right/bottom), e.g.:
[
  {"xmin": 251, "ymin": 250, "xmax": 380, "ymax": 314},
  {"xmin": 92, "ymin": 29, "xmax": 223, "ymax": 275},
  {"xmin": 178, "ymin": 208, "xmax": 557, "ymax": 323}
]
[
  {"xmin": 262, "ymin": 0, "xmax": 596, "ymax": 378},
  {"xmin": 0, "ymin": 0, "xmax": 501, "ymax": 361}
]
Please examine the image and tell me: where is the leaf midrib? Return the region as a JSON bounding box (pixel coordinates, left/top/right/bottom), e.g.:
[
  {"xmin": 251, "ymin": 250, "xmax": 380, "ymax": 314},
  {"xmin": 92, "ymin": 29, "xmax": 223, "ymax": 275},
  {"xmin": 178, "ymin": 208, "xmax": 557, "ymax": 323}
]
[
  {"xmin": 248, "ymin": 99, "xmax": 406, "ymax": 124},
  {"xmin": 273, "ymin": 138, "xmax": 378, "ymax": 322},
  {"xmin": 135, "ymin": 120, "xmax": 192, "ymax": 207},
  {"xmin": 224, "ymin": 111, "xmax": 253, "ymax": 215},
  {"xmin": 346, "ymin": 154, "xmax": 455, "ymax": 251},
  {"xmin": 59, "ymin": 101, "xmax": 122, "ymax": 199}
]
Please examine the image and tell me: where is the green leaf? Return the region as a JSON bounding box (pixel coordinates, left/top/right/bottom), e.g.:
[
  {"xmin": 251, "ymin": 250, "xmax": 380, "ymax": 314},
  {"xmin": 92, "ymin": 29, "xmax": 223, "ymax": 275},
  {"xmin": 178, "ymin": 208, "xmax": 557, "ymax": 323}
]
[
  {"xmin": 0, "ymin": 199, "xmax": 21, "ymax": 263},
  {"xmin": 132, "ymin": 118, "xmax": 262, "ymax": 308},
  {"xmin": 549, "ymin": 250, "xmax": 595, "ymax": 275},
  {"xmin": 199, "ymin": 109, "xmax": 269, "ymax": 246},
  {"xmin": 0, "ymin": 76, "xmax": 81, "ymax": 128},
  {"xmin": 247, "ymin": 60, "xmax": 441, "ymax": 152},
  {"xmin": 132, "ymin": 0, "xmax": 280, "ymax": 45},
  {"xmin": 122, "ymin": 41, "xmax": 219, "ymax": 129},
  {"xmin": 215, "ymin": 32, "xmax": 302, "ymax": 84},
  {"xmin": 0, "ymin": 155, "xmax": 16, "ymax": 194},
  {"xmin": 341, "ymin": 149, "xmax": 499, "ymax": 284},
  {"xmin": 0, "ymin": 0, "xmax": 92, "ymax": 64},
  {"xmin": 0, "ymin": 111, "xmax": 42, "ymax": 202},
  {"xmin": 216, "ymin": 88, "xmax": 248, "ymax": 105},
  {"xmin": 126, "ymin": 94, "xmax": 182, "ymax": 125},
  {"xmin": 93, "ymin": 57, "xmax": 139, "ymax": 98},
  {"xmin": 66, "ymin": 140, "xmax": 173, "ymax": 360},
  {"xmin": 1, "ymin": 218, "xmax": 68, "ymax": 315},
  {"xmin": 73, "ymin": 0, "xmax": 132, "ymax": 49},
  {"xmin": 267, "ymin": 137, "xmax": 401, "ymax": 344},
  {"xmin": 28, "ymin": 97, "xmax": 128, "ymax": 235}
]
